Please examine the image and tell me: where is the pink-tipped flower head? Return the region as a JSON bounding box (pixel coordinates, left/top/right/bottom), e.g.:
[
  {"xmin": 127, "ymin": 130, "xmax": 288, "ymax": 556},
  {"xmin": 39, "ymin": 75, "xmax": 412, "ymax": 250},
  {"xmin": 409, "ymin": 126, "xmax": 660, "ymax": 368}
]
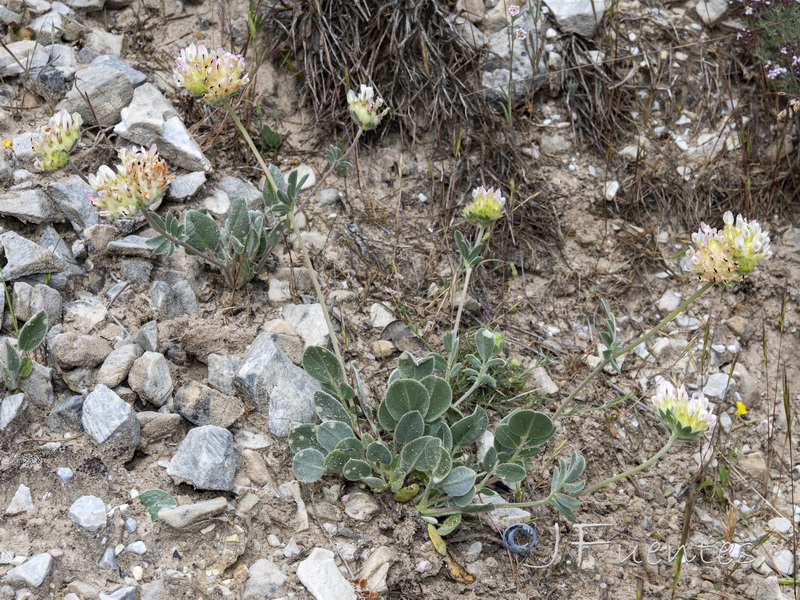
[
  {"xmin": 651, "ymin": 383, "xmax": 716, "ymax": 442},
  {"xmin": 173, "ymin": 42, "xmax": 249, "ymax": 103},
  {"xmin": 346, "ymin": 84, "xmax": 389, "ymax": 131},
  {"xmin": 686, "ymin": 211, "xmax": 772, "ymax": 285},
  {"xmin": 508, "ymin": 5, "xmax": 520, "ymax": 16},
  {"xmin": 463, "ymin": 186, "xmax": 506, "ymax": 227},
  {"xmin": 31, "ymin": 109, "xmax": 82, "ymax": 171},
  {"xmin": 89, "ymin": 145, "xmax": 174, "ymax": 217}
]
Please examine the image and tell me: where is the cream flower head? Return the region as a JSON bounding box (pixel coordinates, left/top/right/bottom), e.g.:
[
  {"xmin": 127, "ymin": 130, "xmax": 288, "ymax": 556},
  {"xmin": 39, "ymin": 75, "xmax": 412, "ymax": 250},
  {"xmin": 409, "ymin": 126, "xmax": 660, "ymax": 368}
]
[
  {"xmin": 32, "ymin": 109, "xmax": 82, "ymax": 171},
  {"xmin": 346, "ymin": 84, "xmax": 389, "ymax": 131},
  {"xmin": 174, "ymin": 43, "xmax": 249, "ymax": 103},
  {"xmin": 89, "ymin": 145, "xmax": 174, "ymax": 217},
  {"xmin": 686, "ymin": 211, "xmax": 772, "ymax": 285},
  {"xmin": 651, "ymin": 383, "xmax": 716, "ymax": 442},
  {"xmin": 463, "ymin": 186, "xmax": 506, "ymax": 227}
]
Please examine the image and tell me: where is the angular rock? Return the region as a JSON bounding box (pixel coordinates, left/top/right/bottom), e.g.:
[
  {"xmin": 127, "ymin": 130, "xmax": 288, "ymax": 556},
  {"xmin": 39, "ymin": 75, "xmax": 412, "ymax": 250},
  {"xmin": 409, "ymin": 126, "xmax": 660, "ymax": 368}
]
[
  {"xmin": 174, "ymin": 381, "xmax": 244, "ymax": 428},
  {"xmin": 81, "ymin": 384, "xmax": 140, "ymax": 458},
  {"xmin": 703, "ymin": 372, "xmax": 735, "ymax": 400},
  {"xmin": 343, "ymin": 492, "xmax": 379, "ymax": 522},
  {"xmin": 216, "ymin": 177, "xmax": 262, "ymax": 208},
  {"xmin": 283, "ymin": 303, "xmax": 329, "ymax": 348},
  {"xmin": 69, "ymin": 495, "xmax": 107, "ymax": 531},
  {"xmin": 47, "ymin": 177, "xmax": 99, "ymax": 232},
  {"xmin": 107, "ymin": 235, "xmax": 154, "ymax": 257},
  {"xmin": 140, "ymin": 580, "xmax": 167, "ymax": 600},
  {"xmin": 57, "ymin": 467, "xmax": 74, "ymax": 483},
  {"xmin": 167, "ymin": 426, "xmax": 236, "ymax": 491},
  {"xmin": 4, "ymin": 553, "xmax": 52, "ymax": 587},
  {"xmin": 62, "ymin": 300, "xmax": 107, "ymax": 333},
  {"xmin": 0, "ymin": 188, "xmax": 66, "ymax": 224},
  {"xmin": 369, "ymin": 303, "xmax": 395, "ymax": 329},
  {"xmin": 207, "ymin": 353, "xmax": 239, "ymax": 394},
  {"xmin": 359, "ymin": 546, "xmax": 396, "ymax": 594},
  {"xmin": 50, "ymin": 333, "xmax": 112, "ymax": 368},
  {"xmin": 0, "ymin": 393, "xmax": 27, "ymax": 432},
  {"xmin": 244, "ymin": 559, "xmax": 286, "ymax": 600},
  {"xmin": 137, "ymin": 411, "xmax": 182, "ymax": 444},
  {"xmin": 63, "ymin": 65, "xmax": 133, "ymax": 127},
  {"xmin": 34, "ymin": 65, "xmax": 69, "ymax": 101},
  {"xmin": 96, "ymin": 344, "xmax": 144, "ymax": 388},
  {"xmin": 546, "ymin": 0, "xmax": 605, "ymax": 37},
  {"xmin": 234, "ymin": 332, "xmax": 320, "ymax": 436},
  {"xmin": 114, "ymin": 83, "xmax": 211, "ymax": 172},
  {"xmin": 91, "ymin": 54, "xmax": 146, "ymax": 85},
  {"xmin": 128, "ymin": 351, "xmax": 172, "ymax": 407},
  {"xmin": 6, "ymin": 484, "xmax": 34, "ymax": 515},
  {"xmin": 242, "ymin": 449, "xmax": 271, "ymax": 486},
  {"xmin": 18, "ymin": 361, "xmax": 54, "ymax": 409},
  {"xmin": 171, "ymin": 280, "xmax": 198, "ymax": 315},
  {"xmin": 135, "ymin": 320, "xmax": 158, "ymax": 352},
  {"xmin": 696, "ymin": 0, "xmax": 729, "ymax": 25},
  {"xmin": 85, "ymin": 28, "xmax": 126, "ymax": 57},
  {"xmin": 531, "ymin": 366, "xmax": 558, "ymax": 395},
  {"xmin": 44, "ymin": 394, "xmax": 84, "ymax": 432},
  {"xmin": 168, "ymin": 171, "xmax": 206, "ymax": 201},
  {"xmin": 657, "ymin": 290, "xmax": 681, "ymax": 313},
  {"xmin": 0, "ymin": 231, "xmax": 65, "ymax": 280},
  {"xmin": 150, "ymin": 280, "xmax": 183, "ymax": 321},
  {"xmin": 98, "ymin": 547, "xmax": 117, "ymax": 570},
  {"xmin": 296, "ymin": 548, "xmax": 356, "ymax": 600},
  {"xmin": 30, "ymin": 284, "xmax": 62, "ymax": 325},
  {"xmin": 99, "ymin": 587, "xmax": 137, "ymax": 600},
  {"xmin": 0, "ymin": 41, "xmax": 49, "ymax": 76},
  {"xmin": 157, "ymin": 497, "xmax": 228, "ymax": 529},
  {"xmin": 12, "ymin": 281, "xmax": 33, "ymax": 321}
]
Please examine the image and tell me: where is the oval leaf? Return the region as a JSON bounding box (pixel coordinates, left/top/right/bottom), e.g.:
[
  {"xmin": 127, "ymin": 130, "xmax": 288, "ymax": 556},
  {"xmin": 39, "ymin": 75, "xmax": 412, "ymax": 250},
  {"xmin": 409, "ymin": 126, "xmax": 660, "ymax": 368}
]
[
  {"xmin": 342, "ymin": 458, "xmax": 372, "ymax": 481},
  {"xmin": 508, "ymin": 410, "xmax": 556, "ymax": 446},
  {"xmin": 185, "ymin": 210, "xmax": 221, "ymax": 252},
  {"xmin": 293, "ymin": 448, "xmax": 326, "ymax": 482},
  {"xmin": 377, "ymin": 399, "xmax": 398, "ymax": 431},
  {"xmin": 437, "ymin": 513, "xmax": 462, "ymax": 536},
  {"xmin": 384, "ymin": 379, "xmax": 430, "ymax": 421},
  {"xmin": 493, "ymin": 423, "xmax": 522, "ymax": 450},
  {"xmin": 428, "ymin": 420, "xmax": 453, "ymax": 453},
  {"xmin": 429, "ymin": 445, "xmax": 453, "ymax": 483},
  {"xmin": 225, "ymin": 197, "xmax": 250, "ymax": 243},
  {"xmin": 441, "ymin": 466, "xmax": 477, "ymax": 497},
  {"xmin": 303, "ymin": 346, "xmax": 344, "ymax": 385},
  {"xmin": 324, "ymin": 438, "xmax": 364, "ymax": 474},
  {"xmin": 288, "ymin": 424, "xmax": 322, "ymax": 453},
  {"xmin": 482, "ymin": 446, "xmax": 498, "ymax": 474},
  {"xmin": 366, "ymin": 441, "xmax": 394, "ymax": 465},
  {"xmin": 18, "ymin": 311, "xmax": 48, "ymax": 353},
  {"xmin": 138, "ymin": 489, "xmax": 177, "ymax": 522},
  {"xmin": 400, "ymin": 436, "xmax": 441, "ymax": 473},
  {"xmin": 495, "ymin": 462, "xmax": 527, "ymax": 484},
  {"xmin": 395, "ymin": 410, "xmax": 425, "ymax": 445},
  {"xmin": 316, "ymin": 420, "xmax": 354, "ymax": 452},
  {"xmin": 420, "ymin": 375, "xmax": 452, "ymax": 422},
  {"xmin": 313, "ymin": 390, "xmax": 352, "ymax": 424},
  {"xmin": 451, "ymin": 406, "xmax": 488, "ymax": 448}
]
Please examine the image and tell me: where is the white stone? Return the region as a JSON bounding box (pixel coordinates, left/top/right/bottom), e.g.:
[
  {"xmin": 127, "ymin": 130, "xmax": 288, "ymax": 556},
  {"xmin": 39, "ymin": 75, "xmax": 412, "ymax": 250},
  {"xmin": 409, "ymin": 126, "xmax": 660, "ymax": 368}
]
[
  {"xmin": 296, "ymin": 548, "xmax": 356, "ymax": 600},
  {"xmin": 5, "ymin": 484, "xmax": 34, "ymax": 515},
  {"xmin": 4, "ymin": 553, "xmax": 52, "ymax": 587},
  {"xmin": 546, "ymin": 0, "xmax": 605, "ymax": 37},
  {"xmin": 69, "ymin": 495, "xmax": 107, "ymax": 531},
  {"xmin": 767, "ymin": 517, "xmax": 793, "ymax": 535},
  {"xmin": 656, "ymin": 290, "xmax": 681, "ymax": 313},
  {"xmin": 369, "ymin": 303, "xmax": 395, "ymax": 329}
]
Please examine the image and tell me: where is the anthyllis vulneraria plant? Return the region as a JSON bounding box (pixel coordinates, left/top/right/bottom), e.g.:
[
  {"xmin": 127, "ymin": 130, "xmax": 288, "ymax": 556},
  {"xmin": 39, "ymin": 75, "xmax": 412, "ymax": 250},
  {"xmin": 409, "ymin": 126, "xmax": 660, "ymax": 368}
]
[
  {"xmin": 346, "ymin": 84, "xmax": 389, "ymax": 131},
  {"xmin": 173, "ymin": 42, "xmax": 249, "ymax": 103},
  {"xmin": 31, "ymin": 109, "xmax": 82, "ymax": 172},
  {"xmin": 686, "ymin": 211, "xmax": 773, "ymax": 285}
]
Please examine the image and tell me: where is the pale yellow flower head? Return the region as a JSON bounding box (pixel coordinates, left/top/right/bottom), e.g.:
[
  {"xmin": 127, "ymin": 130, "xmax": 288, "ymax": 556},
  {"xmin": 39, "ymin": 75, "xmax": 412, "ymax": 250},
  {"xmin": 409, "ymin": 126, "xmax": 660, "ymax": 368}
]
[
  {"xmin": 651, "ymin": 383, "xmax": 716, "ymax": 442},
  {"xmin": 346, "ymin": 84, "xmax": 388, "ymax": 131},
  {"xmin": 735, "ymin": 401, "xmax": 747, "ymax": 416},
  {"xmin": 31, "ymin": 109, "xmax": 82, "ymax": 171},
  {"xmin": 89, "ymin": 145, "xmax": 174, "ymax": 217},
  {"xmin": 463, "ymin": 186, "xmax": 505, "ymax": 227},
  {"xmin": 686, "ymin": 211, "xmax": 772, "ymax": 286},
  {"xmin": 174, "ymin": 43, "xmax": 249, "ymax": 103}
]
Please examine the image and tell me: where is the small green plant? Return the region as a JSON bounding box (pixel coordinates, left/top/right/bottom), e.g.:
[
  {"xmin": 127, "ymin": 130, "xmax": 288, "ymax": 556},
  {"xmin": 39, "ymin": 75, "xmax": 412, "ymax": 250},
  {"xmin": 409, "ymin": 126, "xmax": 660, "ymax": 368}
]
[
  {"xmin": 1, "ymin": 310, "xmax": 49, "ymax": 391},
  {"xmin": 138, "ymin": 489, "xmax": 178, "ymax": 521}
]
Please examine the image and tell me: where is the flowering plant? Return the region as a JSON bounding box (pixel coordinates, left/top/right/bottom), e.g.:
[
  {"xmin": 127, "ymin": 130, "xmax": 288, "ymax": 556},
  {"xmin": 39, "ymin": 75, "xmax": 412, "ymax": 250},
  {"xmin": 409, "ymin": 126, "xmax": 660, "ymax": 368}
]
[
  {"xmin": 652, "ymin": 384, "xmax": 716, "ymax": 442},
  {"xmin": 346, "ymin": 84, "xmax": 389, "ymax": 131},
  {"xmin": 31, "ymin": 109, "xmax": 82, "ymax": 171},
  {"xmin": 173, "ymin": 43, "xmax": 249, "ymax": 103}
]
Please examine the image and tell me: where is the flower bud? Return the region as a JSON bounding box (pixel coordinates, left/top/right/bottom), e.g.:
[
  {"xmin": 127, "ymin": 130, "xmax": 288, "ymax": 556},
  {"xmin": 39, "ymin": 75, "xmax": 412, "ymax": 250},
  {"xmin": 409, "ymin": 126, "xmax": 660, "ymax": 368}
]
[
  {"xmin": 651, "ymin": 383, "xmax": 716, "ymax": 442},
  {"xmin": 463, "ymin": 186, "xmax": 505, "ymax": 227},
  {"xmin": 346, "ymin": 85, "xmax": 389, "ymax": 131},
  {"xmin": 31, "ymin": 109, "xmax": 82, "ymax": 171},
  {"xmin": 174, "ymin": 43, "xmax": 249, "ymax": 103}
]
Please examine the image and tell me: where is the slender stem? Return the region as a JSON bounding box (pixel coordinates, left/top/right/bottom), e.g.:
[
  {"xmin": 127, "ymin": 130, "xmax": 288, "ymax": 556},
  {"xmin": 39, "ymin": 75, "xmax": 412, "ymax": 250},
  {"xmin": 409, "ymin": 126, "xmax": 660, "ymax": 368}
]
[
  {"xmin": 551, "ymin": 281, "xmax": 714, "ymax": 420},
  {"xmin": 140, "ymin": 209, "xmax": 228, "ymax": 272},
  {"xmin": 576, "ymin": 434, "xmax": 678, "ymax": 497},
  {"xmin": 445, "ymin": 226, "xmax": 485, "ymax": 382},
  {"xmin": 295, "ymin": 128, "xmax": 363, "ymax": 215},
  {"xmin": 221, "ymin": 98, "xmax": 278, "ymax": 196},
  {"xmin": 452, "ymin": 362, "xmax": 487, "ymax": 408},
  {"xmin": 68, "ymin": 159, "xmax": 90, "ymax": 185},
  {"xmin": 287, "ymin": 211, "xmax": 344, "ymax": 370}
]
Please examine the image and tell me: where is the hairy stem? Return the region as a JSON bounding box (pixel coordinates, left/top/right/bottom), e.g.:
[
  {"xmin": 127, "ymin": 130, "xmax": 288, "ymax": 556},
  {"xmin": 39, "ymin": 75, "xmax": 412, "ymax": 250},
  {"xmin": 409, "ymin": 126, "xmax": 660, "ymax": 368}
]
[
  {"xmin": 222, "ymin": 98, "xmax": 278, "ymax": 195},
  {"xmin": 140, "ymin": 209, "xmax": 228, "ymax": 272},
  {"xmin": 551, "ymin": 281, "xmax": 714, "ymax": 419}
]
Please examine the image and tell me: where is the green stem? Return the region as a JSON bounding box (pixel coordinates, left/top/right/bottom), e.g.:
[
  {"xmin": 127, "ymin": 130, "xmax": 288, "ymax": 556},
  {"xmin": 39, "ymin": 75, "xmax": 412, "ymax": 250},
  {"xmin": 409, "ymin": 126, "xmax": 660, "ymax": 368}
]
[
  {"xmin": 221, "ymin": 98, "xmax": 278, "ymax": 196},
  {"xmin": 287, "ymin": 211, "xmax": 345, "ymax": 370},
  {"xmin": 551, "ymin": 281, "xmax": 714, "ymax": 419},
  {"xmin": 140, "ymin": 209, "xmax": 229, "ymax": 273},
  {"xmin": 452, "ymin": 361, "xmax": 488, "ymax": 408},
  {"xmin": 445, "ymin": 226, "xmax": 485, "ymax": 382},
  {"xmin": 576, "ymin": 433, "xmax": 678, "ymax": 497},
  {"xmin": 294, "ymin": 128, "xmax": 363, "ymax": 215}
]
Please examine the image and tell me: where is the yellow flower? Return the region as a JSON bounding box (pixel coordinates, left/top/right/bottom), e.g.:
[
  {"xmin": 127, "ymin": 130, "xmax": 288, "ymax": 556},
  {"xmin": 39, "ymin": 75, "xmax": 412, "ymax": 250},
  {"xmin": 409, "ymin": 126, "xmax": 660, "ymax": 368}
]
[
  {"xmin": 173, "ymin": 43, "xmax": 249, "ymax": 103},
  {"xmin": 31, "ymin": 109, "xmax": 82, "ymax": 171},
  {"xmin": 651, "ymin": 383, "xmax": 716, "ymax": 442},
  {"xmin": 686, "ymin": 211, "xmax": 772, "ymax": 285},
  {"xmin": 89, "ymin": 145, "xmax": 174, "ymax": 217},
  {"xmin": 463, "ymin": 186, "xmax": 505, "ymax": 227},
  {"xmin": 2, "ymin": 140, "xmax": 12, "ymax": 148},
  {"xmin": 735, "ymin": 401, "xmax": 747, "ymax": 416},
  {"xmin": 346, "ymin": 85, "xmax": 389, "ymax": 131}
]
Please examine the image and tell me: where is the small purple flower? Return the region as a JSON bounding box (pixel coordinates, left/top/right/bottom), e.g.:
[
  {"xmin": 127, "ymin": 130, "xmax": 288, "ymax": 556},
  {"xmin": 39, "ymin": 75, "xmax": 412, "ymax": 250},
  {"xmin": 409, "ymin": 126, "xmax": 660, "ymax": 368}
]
[
  {"xmin": 515, "ymin": 28, "xmax": 528, "ymax": 40},
  {"xmin": 767, "ymin": 63, "xmax": 788, "ymax": 79},
  {"xmin": 508, "ymin": 4, "xmax": 520, "ymax": 16}
]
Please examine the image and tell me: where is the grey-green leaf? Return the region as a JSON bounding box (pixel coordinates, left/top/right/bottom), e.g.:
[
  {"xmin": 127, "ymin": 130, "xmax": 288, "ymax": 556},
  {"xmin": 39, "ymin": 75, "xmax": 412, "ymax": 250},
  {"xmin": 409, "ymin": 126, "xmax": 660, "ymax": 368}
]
[
  {"xmin": 293, "ymin": 448, "xmax": 326, "ymax": 483},
  {"xmin": 324, "ymin": 438, "xmax": 364, "ymax": 474},
  {"xmin": 428, "ymin": 420, "xmax": 453, "ymax": 453},
  {"xmin": 395, "ymin": 410, "xmax": 425, "ymax": 445},
  {"xmin": 288, "ymin": 424, "xmax": 322, "ymax": 453},
  {"xmin": 185, "ymin": 211, "xmax": 221, "ymax": 252},
  {"xmin": 493, "ymin": 423, "xmax": 522, "ymax": 449},
  {"xmin": 429, "ymin": 445, "xmax": 452, "ymax": 483},
  {"xmin": 451, "ymin": 406, "xmax": 488, "ymax": 448},
  {"xmin": 508, "ymin": 410, "xmax": 556, "ymax": 446},
  {"xmin": 441, "ymin": 466, "xmax": 477, "ymax": 497},
  {"xmin": 225, "ymin": 198, "xmax": 250, "ymax": 243},
  {"xmin": 366, "ymin": 441, "xmax": 393, "ymax": 465},
  {"xmin": 313, "ymin": 390, "xmax": 352, "ymax": 424},
  {"xmin": 138, "ymin": 489, "xmax": 178, "ymax": 522},
  {"xmin": 384, "ymin": 379, "xmax": 430, "ymax": 422},
  {"xmin": 303, "ymin": 346, "xmax": 344, "ymax": 385},
  {"xmin": 342, "ymin": 458, "xmax": 372, "ymax": 481},
  {"xmin": 18, "ymin": 311, "xmax": 48, "ymax": 353},
  {"xmin": 400, "ymin": 436, "xmax": 440, "ymax": 473},
  {"xmin": 482, "ymin": 446, "xmax": 498, "ymax": 474},
  {"xmin": 495, "ymin": 463, "xmax": 527, "ymax": 483},
  {"xmin": 377, "ymin": 399, "xmax": 398, "ymax": 431},
  {"xmin": 316, "ymin": 420, "xmax": 354, "ymax": 452},
  {"xmin": 474, "ymin": 328, "xmax": 496, "ymax": 362},
  {"xmin": 420, "ymin": 375, "xmax": 452, "ymax": 422}
]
